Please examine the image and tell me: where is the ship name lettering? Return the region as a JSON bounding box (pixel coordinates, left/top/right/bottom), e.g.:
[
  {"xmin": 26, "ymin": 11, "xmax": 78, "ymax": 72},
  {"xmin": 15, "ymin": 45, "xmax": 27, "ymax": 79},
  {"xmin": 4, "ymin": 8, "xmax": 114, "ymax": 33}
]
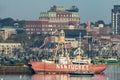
[
  {"xmin": 75, "ymin": 65, "xmax": 79, "ymax": 70},
  {"xmin": 78, "ymin": 65, "xmax": 81, "ymax": 70},
  {"xmin": 56, "ymin": 64, "xmax": 88, "ymax": 70},
  {"xmin": 56, "ymin": 64, "xmax": 61, "ymax": 68},
  {"xmin": 71, "ymin": 65, "xmax": 74, "ymax": 70},
  {"xmin": 81, "ymin": 65, "xmax": 84, "ymax": 70},
  {"xmin": 68, "ymin": 65, "xmax": 71, "ymax": 69},
  {"xmin": 64, "ymin": 65, "xmax": 68, "ymax": 69},
  {"xmin": 61, "ymin": 65, "xmax": 63, "ymax": 69}
]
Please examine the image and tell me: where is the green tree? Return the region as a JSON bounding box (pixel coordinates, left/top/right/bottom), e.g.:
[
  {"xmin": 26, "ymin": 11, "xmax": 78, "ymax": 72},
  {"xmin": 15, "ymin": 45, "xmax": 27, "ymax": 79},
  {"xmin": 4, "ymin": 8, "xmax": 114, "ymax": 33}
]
[{"xmin": 0, "ymin": 17, "xmax": 15, "ymax": 26}]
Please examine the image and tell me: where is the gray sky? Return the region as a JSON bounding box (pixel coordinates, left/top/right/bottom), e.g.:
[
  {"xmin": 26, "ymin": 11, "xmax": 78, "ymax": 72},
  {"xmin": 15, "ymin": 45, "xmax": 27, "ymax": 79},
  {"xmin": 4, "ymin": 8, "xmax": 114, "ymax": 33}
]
[{"xmin": 0, "ymin": 0, "xmax": 119, "ymax": 23}]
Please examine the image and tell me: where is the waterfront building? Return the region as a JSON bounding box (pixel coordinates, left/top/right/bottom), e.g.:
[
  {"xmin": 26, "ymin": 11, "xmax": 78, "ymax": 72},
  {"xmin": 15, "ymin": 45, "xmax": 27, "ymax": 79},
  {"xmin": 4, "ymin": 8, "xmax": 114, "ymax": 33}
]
[
  {"xmin": 99, "ymin": 27, "xmax": 112, "ymax": 35},
  {"xmin": 25, "ymin": 5, "xmax": 80, "ymax": 35},
  {"xmin": 0, "ymin": 43, "xmax": 22, "ymax": 54},
  {"xmin": 25, "ymin": 21, "xmax": 44, "ymax": 34},
  {"xmin": 42, "ymin": 29, "xmax": 87, "ymax": 49},
  {"xmin": 111, "ymin": 35, "xmax": 120, "ymax": 43},
  {"xmin": 112, "ymin": 5, "xmax": 120, "ymax": 35},
  {"xmin": 65, "ymin": 38, "xmax": 78, "ymax": 48}
]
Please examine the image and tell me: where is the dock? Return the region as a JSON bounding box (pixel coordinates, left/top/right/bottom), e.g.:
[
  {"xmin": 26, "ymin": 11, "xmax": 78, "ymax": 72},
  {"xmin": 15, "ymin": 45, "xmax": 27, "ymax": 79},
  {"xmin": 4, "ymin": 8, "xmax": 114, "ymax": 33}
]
[{"xmin": 0, "ymin": 65, "xmax": 32, "ymax": 74}]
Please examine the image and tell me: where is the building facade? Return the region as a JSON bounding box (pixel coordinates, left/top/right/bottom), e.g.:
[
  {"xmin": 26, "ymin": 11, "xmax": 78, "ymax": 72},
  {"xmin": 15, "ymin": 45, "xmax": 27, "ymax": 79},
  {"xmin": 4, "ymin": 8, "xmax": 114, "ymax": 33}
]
[
  {"xmin": 25, "ymin": 5, "xmax": 80, "ymax": 35},
  {"xmin": 0, "ymin": 43, "xmax": 22, "ymax": 54},
  {"xmin": 0, "ymin": 27, "xmax": 16, "ymax": 40},
  {"xmin": 112, "ymin": 5, "xmax": 120, "ymax": 35}
]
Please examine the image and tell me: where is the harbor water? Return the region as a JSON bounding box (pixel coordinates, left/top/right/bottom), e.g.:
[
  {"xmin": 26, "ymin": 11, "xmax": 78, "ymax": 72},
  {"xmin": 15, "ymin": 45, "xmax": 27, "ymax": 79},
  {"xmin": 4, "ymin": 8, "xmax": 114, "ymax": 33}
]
[{"xmin": 0, "ymin": 64, "xmax": 120, "ymax": 80}]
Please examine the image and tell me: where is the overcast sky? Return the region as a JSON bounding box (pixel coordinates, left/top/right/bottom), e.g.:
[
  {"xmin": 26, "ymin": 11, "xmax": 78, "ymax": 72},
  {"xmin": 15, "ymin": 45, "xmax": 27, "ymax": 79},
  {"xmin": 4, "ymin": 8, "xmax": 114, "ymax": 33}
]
[{"xmin": 0, "ymin": 0, "xmax": 119, "ymax": 23}]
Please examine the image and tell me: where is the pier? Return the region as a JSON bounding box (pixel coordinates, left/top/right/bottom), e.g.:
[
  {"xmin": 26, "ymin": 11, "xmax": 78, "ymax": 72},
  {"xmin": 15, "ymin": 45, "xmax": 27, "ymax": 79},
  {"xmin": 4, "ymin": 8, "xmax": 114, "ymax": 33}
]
[{"xmin": 0, "ymin": 65, "xmax": 32, "ymax": 74}]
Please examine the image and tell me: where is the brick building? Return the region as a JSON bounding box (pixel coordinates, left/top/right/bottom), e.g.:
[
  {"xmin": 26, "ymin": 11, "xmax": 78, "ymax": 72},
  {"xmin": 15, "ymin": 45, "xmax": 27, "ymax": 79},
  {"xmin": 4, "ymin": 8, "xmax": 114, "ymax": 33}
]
[{"xmin": 25, "ymin": 5, "xmax": 80, "ymax": 35}]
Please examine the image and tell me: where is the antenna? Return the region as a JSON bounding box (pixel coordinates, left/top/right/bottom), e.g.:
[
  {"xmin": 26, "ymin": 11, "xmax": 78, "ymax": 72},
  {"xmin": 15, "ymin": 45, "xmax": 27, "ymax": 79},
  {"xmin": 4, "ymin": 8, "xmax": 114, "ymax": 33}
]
[
  {"xmin": 79, "ymin": 32, "xmax": 81, "ymax": 48},
  {"xmin": 78, "ymin": 32, "xmax": 82, "ymax": 55}
]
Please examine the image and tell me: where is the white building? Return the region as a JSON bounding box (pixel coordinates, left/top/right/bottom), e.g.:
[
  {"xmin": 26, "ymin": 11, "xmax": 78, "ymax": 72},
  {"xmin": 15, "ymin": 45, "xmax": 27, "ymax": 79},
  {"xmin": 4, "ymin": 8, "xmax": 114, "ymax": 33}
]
[
  {"xmin": 0, "ymin": 43, "xmax": 22, "ymax": 54},
  {"xmin": 0, "ymin": 27, "xmax": 16, "ymax": 40}
]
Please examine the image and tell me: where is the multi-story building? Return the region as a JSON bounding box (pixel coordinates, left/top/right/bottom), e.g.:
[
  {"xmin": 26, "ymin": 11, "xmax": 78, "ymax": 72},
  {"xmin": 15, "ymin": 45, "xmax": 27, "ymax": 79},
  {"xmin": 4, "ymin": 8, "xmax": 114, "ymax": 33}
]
[
  {"xmin": 25, "ymin": 5, "xmax": 80, "ymax": 35},
  {"xmin": 0, "ymin": 26, "xmax": 16, "ymax": 40},
  {"xmin": 0, "ymin": 43, "xmax": 22, "ymax": 54},
  {"xmin": 25, "ymin": 21, "xmax": 44, "ymax": 34},
  {"xmin": 112, "ymin": 5, "xmax": 120, "ymax": 35}
]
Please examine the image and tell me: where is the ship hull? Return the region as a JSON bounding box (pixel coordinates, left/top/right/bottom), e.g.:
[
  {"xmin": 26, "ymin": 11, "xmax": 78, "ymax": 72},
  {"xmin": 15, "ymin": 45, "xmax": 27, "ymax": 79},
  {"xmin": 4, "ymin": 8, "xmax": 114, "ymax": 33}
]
[{"xmin": 30, "ymin": 62, "xmax": 107, "ymax": 74}]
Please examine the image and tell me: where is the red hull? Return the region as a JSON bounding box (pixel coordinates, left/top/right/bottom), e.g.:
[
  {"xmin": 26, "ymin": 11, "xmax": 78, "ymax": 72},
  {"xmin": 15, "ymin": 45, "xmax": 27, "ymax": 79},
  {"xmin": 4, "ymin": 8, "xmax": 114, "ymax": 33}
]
[{"xmin": 30, "ymin": 62, "xmax": 107, "ymax": 74}]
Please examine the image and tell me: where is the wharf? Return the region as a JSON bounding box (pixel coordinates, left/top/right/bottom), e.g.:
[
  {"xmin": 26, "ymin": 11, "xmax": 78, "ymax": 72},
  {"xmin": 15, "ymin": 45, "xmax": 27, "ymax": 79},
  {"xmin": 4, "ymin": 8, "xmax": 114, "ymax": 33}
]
[{"xmin": 0, "ymin": 65, "xmax": 32, "ymax": 74}]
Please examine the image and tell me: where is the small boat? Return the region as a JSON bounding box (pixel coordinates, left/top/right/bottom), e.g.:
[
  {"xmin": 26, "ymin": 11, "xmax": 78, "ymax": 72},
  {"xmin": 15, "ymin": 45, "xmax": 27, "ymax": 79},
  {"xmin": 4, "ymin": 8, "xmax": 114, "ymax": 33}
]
[
  {"xmin": 105, "ymin": 57, "xmax": 120, "ymax": 64},
  {"xmin": 69, "ymin": 72, "xmax": 94, "ymax": 77}
]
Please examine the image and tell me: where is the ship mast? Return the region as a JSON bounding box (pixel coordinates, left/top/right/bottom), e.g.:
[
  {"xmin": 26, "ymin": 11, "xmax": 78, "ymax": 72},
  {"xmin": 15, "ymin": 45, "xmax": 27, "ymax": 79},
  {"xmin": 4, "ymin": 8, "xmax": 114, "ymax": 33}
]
[
  {"xmin": 54, "ymin": 30, "xmax": 66, "ymax": 63},
  {"xmin": 78, "ymin": 32, "xmax": 82, "ymax": 55},
  {"xmin": 79, "ymin": 33, "xmax": 86, "ymax": 57},
  {"xmin": 79, "ymin": 33, "xmax": 81, "ymax": 48},
  {"xmin": 58, "ymin": 30, "xmax": 65, "ymax": 56}
]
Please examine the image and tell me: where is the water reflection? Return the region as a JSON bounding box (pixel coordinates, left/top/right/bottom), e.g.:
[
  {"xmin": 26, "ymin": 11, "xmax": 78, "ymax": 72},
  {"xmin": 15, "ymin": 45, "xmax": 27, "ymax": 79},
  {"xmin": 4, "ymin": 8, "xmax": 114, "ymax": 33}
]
[
  {"xmin": 0, "ymin": 74, "xmax": 31, "ymax": 80},
  {"xmin": 31, "ymin": 74, "xmax": 69, "ymax": 80},
  {"xmin": 105, "ymin": 64, "xmax": 120, "ymax": 80},
  {"xmin": 31, "ymin": 74, "xmax": 107, "ymax": 80},
  {"xmin": 93, "ymin": 74, "xmax": 107, "ymax": 80}
]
